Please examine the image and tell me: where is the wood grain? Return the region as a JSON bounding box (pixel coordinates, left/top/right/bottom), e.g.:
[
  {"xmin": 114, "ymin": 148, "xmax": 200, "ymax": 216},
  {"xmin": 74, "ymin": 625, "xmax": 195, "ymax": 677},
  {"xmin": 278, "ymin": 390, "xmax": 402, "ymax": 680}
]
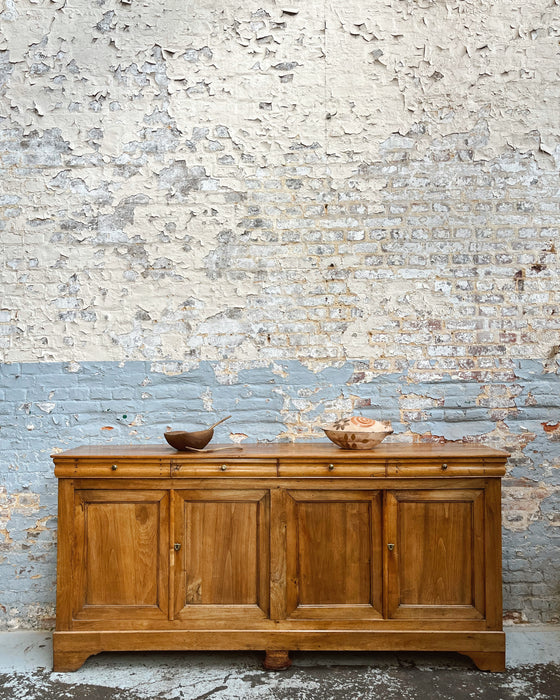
[
  {"xmin": 484, "ymin": 478, "xmax": 504, "ymax": 630},
  {"xmin": 53, "ymin": 628, "xmax": 507, "ymax": 652},
  {"xmin": 263, "ymin": 650, "xmax": 292, "ymax": 670},
  {"xmin": 459, "ymin": 650, "xmax": 506, "ymax": 672},
  {"xmin": 72, "ymin": 490, "xmax": 168, "ymax": 620},
  {"xmin": 54, "ymin": 442, "xmax": 507, "ymax": 671},
  {"xmin": 269, "ymin": 488, "xmax": 287, "ymax": 620},
  {"xmin": 386, "ymin": 489, "xmax": 485, "ymax": 620},
  {"xmin": 52, "ymin": 629, "xmax": 506, "ymax": 672},
  {"xmin": 174, "ymin": 489, "xmax": 269, "ymax": 619},
  {"xmin": 55, "ymin": 479, "xmax": 74, "ymax": 630},
  {"xmin": 53, "ymin": 442, "xmax": 509, "ymax": 460},
  {"xmin": 283, "ymin": 490, "xmax": 383, "ymax": 620}
]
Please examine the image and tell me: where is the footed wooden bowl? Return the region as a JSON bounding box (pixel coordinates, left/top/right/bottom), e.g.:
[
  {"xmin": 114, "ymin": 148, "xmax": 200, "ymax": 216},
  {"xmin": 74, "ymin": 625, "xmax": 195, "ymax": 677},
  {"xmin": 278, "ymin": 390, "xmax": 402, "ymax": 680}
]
[
  {"xmin": 323, "ymin": 429, "xmax": 392, "ymax": 450},
  {"xmin": 322, "ymin": 416, "xmax": 393, "ymax": 450}
]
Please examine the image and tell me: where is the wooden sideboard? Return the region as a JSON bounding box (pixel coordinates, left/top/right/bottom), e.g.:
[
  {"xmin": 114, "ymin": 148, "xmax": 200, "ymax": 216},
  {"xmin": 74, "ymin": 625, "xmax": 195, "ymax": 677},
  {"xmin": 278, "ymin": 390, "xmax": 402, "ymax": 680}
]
[{"xmin": 52, "ymin": 442, "xmax": 508, "ymax": 672}]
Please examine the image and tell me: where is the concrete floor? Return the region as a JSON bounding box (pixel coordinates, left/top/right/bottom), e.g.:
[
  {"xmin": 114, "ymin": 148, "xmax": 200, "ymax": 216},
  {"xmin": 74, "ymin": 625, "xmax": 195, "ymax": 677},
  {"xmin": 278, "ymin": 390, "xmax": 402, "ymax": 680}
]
[{"xmin": 0, "ymin": 627, "xmax": 559, "ymax": 699}]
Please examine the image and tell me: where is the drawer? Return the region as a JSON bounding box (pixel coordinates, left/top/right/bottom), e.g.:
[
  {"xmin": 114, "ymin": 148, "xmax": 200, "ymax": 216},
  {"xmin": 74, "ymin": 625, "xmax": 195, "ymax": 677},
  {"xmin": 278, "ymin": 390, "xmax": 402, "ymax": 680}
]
[
  {"xmin": 278, "ymin": 461, "xmax": 386, "ymax": 477},
  {"xmin": 53, "ymin": 460, "xmax": 170, "ymax": 478},
  {"xmin": 171, "ymin": 459, "xmax": 277, "ymax": 477},
  {"xmin": 385, "ymin": 460, "xmax": 500, "ymax": 477}
]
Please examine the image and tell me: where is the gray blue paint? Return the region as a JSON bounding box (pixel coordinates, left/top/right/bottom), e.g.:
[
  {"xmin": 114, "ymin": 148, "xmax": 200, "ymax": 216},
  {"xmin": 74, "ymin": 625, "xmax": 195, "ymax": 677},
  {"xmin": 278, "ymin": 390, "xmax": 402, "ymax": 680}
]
[{"xmin": 0, "ymin": 359, "xmax": 559, "ymax": 627}]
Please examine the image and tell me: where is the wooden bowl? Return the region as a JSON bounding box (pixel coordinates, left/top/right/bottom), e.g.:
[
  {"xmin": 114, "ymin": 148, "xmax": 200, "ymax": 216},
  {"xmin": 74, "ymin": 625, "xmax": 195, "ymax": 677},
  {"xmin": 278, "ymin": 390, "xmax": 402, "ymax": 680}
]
[
  {"xmin": 164, "ymin": 429, "xmax": 213, "ymax": 451},
  {"xmin": 164, "ymin": 415, "xmax": 231, "ymax": 451}
]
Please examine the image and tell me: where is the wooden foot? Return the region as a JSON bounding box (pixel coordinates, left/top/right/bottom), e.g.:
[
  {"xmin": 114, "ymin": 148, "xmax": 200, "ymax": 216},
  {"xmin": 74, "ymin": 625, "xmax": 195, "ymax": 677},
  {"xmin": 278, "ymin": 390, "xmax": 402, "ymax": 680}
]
[
  {"xmin": 459, "ymin": 651, "xmax": 506, "ymax": 672},
  {"xmin": 53, "ymin": 650, "xmax": 92, "ymax": 672},
  {"xmin": 263, "ymin": 650, "xmax": 292, "ymax": 671}
]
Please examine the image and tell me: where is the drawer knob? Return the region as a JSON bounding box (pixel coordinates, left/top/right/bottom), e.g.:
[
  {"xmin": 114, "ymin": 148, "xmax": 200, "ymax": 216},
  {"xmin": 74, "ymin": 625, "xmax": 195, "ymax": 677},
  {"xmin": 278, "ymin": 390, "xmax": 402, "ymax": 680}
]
[
  {"xmin": 111, "ymin": 464, "xmax": 118, "ymax": 471},
  {"xmin": 328, "ymin": 463, "xmax": 335, "ymax": 471},
  {"xmin": 220, "ymin": 464, "xmax": 228, "ymax": 471},
  {"xmin": 441, "ymin": 463, "xmax": 448, "ymax": 471},
  {"xmin": 387, "ymin": 543, "xmax": 395, "ymax": 551}
]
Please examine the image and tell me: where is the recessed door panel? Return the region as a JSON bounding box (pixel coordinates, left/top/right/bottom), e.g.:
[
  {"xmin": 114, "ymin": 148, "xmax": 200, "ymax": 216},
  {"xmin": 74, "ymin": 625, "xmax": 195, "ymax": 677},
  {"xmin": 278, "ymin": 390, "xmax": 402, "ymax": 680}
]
[
  {"xmin": 86, "ymin": 502, "xmax": 159, "ymax": 606},
  {"xmin": 297, "ymin": 501, "xmax": 371, "ymax": 605},
  {"xmin": 174, "ymin": 490, "xmax": 269, "ymax": 622},
  {"xmin": 284, "ymin": 490, "xmax": 382, "ymax": 620},
  {"xmin": 73, "ymin": 490, "xmax": 168, "ymax": 622},
  {"xmin": 386, "ymin": 490, "xmax": 485, "ymax": 620}
]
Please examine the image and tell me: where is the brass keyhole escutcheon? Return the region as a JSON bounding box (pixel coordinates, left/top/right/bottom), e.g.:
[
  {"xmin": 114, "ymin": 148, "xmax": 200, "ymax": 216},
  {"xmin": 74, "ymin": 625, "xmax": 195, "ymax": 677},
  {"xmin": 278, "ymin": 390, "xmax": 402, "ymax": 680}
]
[
  {"xmin": 387, "ymin": 543, "xmax": 395, "ymax": 551},
  {"xmin": 174, "ymin": 543, "xmax": 181, "ymax": 551}
]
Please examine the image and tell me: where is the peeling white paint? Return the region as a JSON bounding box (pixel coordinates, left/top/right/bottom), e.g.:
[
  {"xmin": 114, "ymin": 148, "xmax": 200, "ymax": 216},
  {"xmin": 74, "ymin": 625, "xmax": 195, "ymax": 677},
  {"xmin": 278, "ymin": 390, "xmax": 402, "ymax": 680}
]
[{"xmin": 0, "ymin": 1, "xmax": 558, "ymax": 369}]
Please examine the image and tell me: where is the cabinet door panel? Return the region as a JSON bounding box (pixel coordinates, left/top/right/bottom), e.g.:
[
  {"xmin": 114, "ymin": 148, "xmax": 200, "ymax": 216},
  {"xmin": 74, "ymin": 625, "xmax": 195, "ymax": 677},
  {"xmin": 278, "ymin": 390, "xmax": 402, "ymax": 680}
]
[
  {"xmin": 386, "ymin": 489, "xmax": 485, "ymax": 620},
  {"xmin": 73, "ymin": 490, "xmax": 168, "ymax": 621},
  {"xmin": 174, "ymin": 490, "xmax": 269, "ymax": 622},
  {"xmin": 297, "ymin": 501, "xmax": 370, "ymax": 605},
  {"xmin": 284, "ymin": 490, "xmax": 382, "ymax": 620}
]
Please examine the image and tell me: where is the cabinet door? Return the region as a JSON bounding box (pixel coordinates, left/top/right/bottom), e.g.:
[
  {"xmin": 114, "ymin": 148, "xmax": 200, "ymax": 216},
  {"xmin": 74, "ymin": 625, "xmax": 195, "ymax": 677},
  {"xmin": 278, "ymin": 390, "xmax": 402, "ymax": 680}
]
[
  {"xmin": 277, "ymin": 490, "xmax": 383, "ymax": 620},
  {"xmin": 173, "ymin": 489, "xmax": 269, "ymax": 622},
  {"xmin": 73, "ymin": 489, "xmax": 169, "ymax": 622},
  {"xmin": 385, "ymin": 489, "xmax": 485, "ymax": 620}
]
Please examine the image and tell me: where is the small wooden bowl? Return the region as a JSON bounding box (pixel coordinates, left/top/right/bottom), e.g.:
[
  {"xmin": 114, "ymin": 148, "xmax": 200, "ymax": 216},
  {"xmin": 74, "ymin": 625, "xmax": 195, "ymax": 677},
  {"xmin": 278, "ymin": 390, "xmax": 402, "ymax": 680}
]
[
  {"xmin": 164, "ymin": 415, "xmax": 231, "ymax": 452},
  {"xmin": 164, "ymin": 429, "xmax": 213, "ymax": 451}
]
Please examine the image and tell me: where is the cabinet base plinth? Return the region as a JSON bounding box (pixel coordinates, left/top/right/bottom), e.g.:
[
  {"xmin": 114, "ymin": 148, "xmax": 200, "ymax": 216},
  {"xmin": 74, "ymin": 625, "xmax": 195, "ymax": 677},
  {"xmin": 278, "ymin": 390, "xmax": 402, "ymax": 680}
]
[
  {"xmin": 459, "ymin": 651, "xmax": 506, "ymax": 672},
  {"xmin": 53, "ymin": 650, "xmax": 93, "ymax": 672},
  {"xmin": 263, "ymin": 650, "xmax": 292, "ymax": 671},
  {"xmin": 53, "ymin": 630, "xmax": 506, "ymax": 672}
]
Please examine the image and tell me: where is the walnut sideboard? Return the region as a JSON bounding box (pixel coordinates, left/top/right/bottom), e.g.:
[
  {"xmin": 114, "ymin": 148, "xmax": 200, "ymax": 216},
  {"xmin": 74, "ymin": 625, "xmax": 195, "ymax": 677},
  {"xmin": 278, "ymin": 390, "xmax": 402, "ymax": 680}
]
[{"xmin": 52, "ymin": 442, "xmax": 508, "ymax": 672}]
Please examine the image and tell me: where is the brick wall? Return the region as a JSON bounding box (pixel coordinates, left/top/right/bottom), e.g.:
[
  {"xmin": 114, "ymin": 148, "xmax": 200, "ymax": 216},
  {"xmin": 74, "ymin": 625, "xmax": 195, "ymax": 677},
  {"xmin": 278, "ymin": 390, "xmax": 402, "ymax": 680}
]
[{"xmin": 0, "ymin": 1, "xmax": 558, "ymax": 627}]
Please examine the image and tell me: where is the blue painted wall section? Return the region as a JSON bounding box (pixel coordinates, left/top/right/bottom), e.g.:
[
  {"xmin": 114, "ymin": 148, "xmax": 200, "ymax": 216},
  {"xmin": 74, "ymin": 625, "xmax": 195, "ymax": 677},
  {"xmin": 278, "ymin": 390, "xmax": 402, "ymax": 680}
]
[{"xmin": 0, "ymin": 359, "xmax": 558, "ymax": 627}]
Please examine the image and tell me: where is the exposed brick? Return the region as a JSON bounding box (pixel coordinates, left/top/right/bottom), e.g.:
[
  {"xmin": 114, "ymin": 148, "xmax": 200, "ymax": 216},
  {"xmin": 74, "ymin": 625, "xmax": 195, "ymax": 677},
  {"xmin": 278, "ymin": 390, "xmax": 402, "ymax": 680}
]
[{"xmin": 0, "ymin": 0, "xmax": 559, "ymax": 630}]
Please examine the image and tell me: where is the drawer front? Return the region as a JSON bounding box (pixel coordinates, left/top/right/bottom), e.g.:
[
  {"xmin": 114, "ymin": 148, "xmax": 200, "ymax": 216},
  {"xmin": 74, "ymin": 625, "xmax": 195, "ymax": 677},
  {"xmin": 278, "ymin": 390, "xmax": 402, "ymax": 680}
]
[
  {"xmin": 172, "ymin": 459, "xmax": 277, "ymax": 477},
  {"xmin": 278, "ymin": 461, "xmax": 385, "ymax": 477},
  {"xmin": 54, "ymin": 460, "xmax": 170, "ymax": 478},
  {"xmin": 385, "ymin": 460, "xmax": 501, "ymax": 477}
]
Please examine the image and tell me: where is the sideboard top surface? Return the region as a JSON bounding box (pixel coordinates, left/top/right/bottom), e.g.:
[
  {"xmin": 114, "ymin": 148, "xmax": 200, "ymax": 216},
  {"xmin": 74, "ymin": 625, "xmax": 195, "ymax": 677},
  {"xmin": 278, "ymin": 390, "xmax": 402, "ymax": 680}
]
[{"xmin": 52, "ymin": 442, "xmax": 509, "ymax": 462}]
